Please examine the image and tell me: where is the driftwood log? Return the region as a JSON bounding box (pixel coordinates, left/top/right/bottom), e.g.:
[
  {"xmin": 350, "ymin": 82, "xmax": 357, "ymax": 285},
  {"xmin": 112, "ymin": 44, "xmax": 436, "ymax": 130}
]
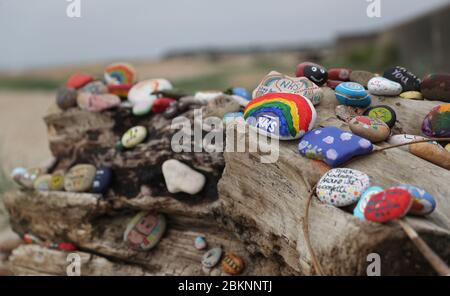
[{"xmin": 3, "ymin": 88, "xmax": 450, "ymax": 275}]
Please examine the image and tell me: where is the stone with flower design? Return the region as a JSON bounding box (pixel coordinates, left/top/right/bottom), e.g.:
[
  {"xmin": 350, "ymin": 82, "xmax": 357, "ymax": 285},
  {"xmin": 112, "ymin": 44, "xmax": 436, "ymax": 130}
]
[{"xmin": 349, "ymin": 116, "xmax": 390, "ymax": 143}]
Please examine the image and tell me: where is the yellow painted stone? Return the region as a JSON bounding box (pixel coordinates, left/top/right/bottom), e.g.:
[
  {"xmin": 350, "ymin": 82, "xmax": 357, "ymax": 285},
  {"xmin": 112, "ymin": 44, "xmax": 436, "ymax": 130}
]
[
  {"xmin": 121, "ymin": 126, "xmax": 147, "ymax": 148},
  {"xmin": 400, "ymin": 91, "xmax": 423, "ymax": 100},
  {"xmin": 445, "ymin": 143, "xmax": 450, "ymax": 153}
]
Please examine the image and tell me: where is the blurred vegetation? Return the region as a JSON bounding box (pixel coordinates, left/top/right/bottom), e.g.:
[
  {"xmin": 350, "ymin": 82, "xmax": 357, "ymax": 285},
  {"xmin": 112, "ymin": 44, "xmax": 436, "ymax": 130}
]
[
  {"xmin": 0, "ymin": 161, "xmax": 12, "ymax": 230},
  {"xmin": 0, "ymin": 75, "xmax": 62, "ymax": 91}
]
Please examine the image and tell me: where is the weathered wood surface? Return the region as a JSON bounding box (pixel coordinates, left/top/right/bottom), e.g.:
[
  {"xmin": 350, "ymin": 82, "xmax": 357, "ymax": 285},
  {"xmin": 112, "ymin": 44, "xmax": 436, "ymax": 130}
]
[
  {"xmin": 4, "ymin": 87, "xmax": 450, "ymax": 275},
  {"xmin": 218, "ymin": 89, "xmax": 450, "ymax": 275}
]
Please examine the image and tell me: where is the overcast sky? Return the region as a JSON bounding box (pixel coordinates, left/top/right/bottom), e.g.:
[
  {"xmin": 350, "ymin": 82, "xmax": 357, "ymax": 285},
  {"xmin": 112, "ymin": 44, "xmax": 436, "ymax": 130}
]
[{"xmin": 0, "ymin": 0, "xmax": 448, "ymax": 71}]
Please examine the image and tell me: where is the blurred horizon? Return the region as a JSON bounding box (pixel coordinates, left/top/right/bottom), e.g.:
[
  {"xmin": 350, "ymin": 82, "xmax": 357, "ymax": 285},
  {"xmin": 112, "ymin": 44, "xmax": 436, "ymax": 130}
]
[{"xmin": 1, "ymin": 0, "xmax": 449, "ymax": 72}]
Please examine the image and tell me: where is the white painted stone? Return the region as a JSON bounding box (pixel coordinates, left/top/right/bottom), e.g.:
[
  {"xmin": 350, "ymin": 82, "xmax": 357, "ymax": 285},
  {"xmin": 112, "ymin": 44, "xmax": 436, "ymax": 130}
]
[{"xmin": 162, "ymin": 159, "xmax": 206, "ymax": 195}]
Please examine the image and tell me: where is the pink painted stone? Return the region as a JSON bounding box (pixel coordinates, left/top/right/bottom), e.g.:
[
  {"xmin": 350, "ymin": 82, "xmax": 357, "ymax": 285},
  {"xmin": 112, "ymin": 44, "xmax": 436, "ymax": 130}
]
[{"xmin": 77, "ymin": 93, "xmax": 121, "ymax": 112}]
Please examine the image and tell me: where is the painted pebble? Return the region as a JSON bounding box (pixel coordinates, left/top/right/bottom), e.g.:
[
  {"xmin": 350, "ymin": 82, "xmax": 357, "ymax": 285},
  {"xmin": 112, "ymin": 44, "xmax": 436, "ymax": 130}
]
[
  {"xmin": 162, "ymin": 159, "xmax": 206, "ymax": 195},
  {"xmin": 194, "ymin": 236, "xmax": 207, "ymax": 250},
  {"xmin": 91, "ymin": 167, "xmax": 113, "ymax": 194},
  {"xmin": 104, "ymin": 63, "xmax": 136, "ymax": 86},
  {"xmin": 56, "ymin": 87, "xmax": 78, "ymax": 110},
  {"xmin": 77, "ymin": 93, "xmax": 121, "ymax": 112},
  {"xmin": 363, "ymin": 105, "xmax": 397, "ymax": 128},
  {"xmin": 298, "ymin": 127, "xmax": 373, "ymax": 167},
  {"xmin": 231, "ymin": 87, "xmax": 251, "ymax": 101},
  {"xmin": 132, "ymin": 101, "xmax": 152, "ymax": 116},
  {"xmin": 244, "ymin": 92, "xmax": 317, "ymax": 140},
  {"xmin": 121, "ymin": 126, "xmax": 147, "ymax": 149},
  {"xmin": 398, "ymin": 184, "xmax": 436, "ymax": 216},
  {"xmin": 368, "ymin": 77, "xmax": 402, "ymax": 96},
  {"xmin": 66, "ymin": 73, "xmax": 93, "ymax": 89},
  {"xmin": 421, "ymin": 73, "xmax": 450, "ymax": 102},
  {"xmin": 316, "ymin": 168, "xmax": 370, "ymax": 207},
  {"xmin": 107, "ymin": 84, "xmax": 132, "ymax": 98},
  {"xmin": 202, "ymin": 247, "xmax": 222, "ymax": 268},
  {"xmin": 33, "ymin": 174, "xmax": 53, "ymax": 191},
  {"xmin": 354, "ymin": 186, "xmax": 384, "ymax": 220},
  {"xmin": 295, "ymin": 62, "xmax": 328, "ymax": 86},
  {"xmin": 364, "ymin": 187, "xmax": 412, "ymax": 223},
  {"xmin": 421, "ymin": 104, "xmax": 450, "ymax": 138},
  {"xmin": 446, "ymin": 143, "xmax": 450, "ymax": 152},
  {"xmin": 328, "ymin": 68, "xmax": 352, "ymax": 81},
  {"xmin": 123, "ymin": 211, "xmax": 166, "ymax": 251},
  {"xmin": 10, "ymin": 167, "xmax": 26, "ymax": 183},
  {"xmin": 16, "ymin": 167, "xmax": 43, "ymax": 189},
  {"xmin": 383, "ymin": 66, "xmax": 421, "ymax": 92},
  {"xmin": 335, "ymin": 105, "xmax": 364, "ymax": 122},
  {"xmin": 128, "ymin": 79, "xmax": 173, "ymax": 107},
  {"xmin": 349, "ymin": 71, "xmax": 375, "ymax": 88},
  {"xmin": 80, "ymin": 80, "xmax": 108, "ymax": 94},
  {"xmin": 50, "ymin": 171, "xmax": 65, "ymax": 191},
  {"xmin": 349, "ymin": 116, "xmax": 390, "ymax": 143},
  {"xmin": 409, "ymin": 142, "xmax": 450, "ymax": 170},
  {"xmin": 152, "ymin": 97, "xmax": 176, "ymax": 113},
  {"xmin": 221, "ymin": 254, "xmax": 245, "ymax": 275},
  {"xmin": 64, "ymin": 164, "xmax": 97, "ymax": 192},
  {"xmin": 252, "ymin": 71, "xmax": 323, "ymax": 105},
  {"xmin": 400, "ymin": 91, "xmax": 423, "ymax": 100},
  {"xmin": 335, "ymin": 82, "xmax": 371, "ymax": 107},
  {"xmin": 387, "ymin": 134, "xmax": 427, "ymax": 151}
]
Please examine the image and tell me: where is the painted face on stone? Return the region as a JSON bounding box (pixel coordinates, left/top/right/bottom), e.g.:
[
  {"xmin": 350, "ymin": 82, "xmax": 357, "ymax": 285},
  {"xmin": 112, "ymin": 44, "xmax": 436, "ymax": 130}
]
[
  {"xmin": 135, "ymin": 214, "xmax": 158, "ymax": 235},
  {"xmin": 304, "ymin": 64, "xmax": 328, "ymax": 85},
  {"xmin": 127, "ymin": 229, "xmax": 145, "ymax": 245}
]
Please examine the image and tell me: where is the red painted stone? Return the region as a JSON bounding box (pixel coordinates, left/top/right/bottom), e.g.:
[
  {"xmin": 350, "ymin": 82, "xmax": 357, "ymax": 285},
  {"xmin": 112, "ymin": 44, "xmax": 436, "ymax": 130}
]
[
  {"xmin": 326, "ymin": 80, "xmax": 343, "ymax": 89},
  {"xmin": 66, "ymin": 73, "xmax": 94, "ymax": 89},
  {"xmin": 151, "ymin": 97, "xmax": 176, "ymax": 113},
  {"xmin": 328, "ymin": 68, "xmax": 352, "ymax": 81},
  {"xmin": 364, "ymin": 188, "xmax": 412, "ymax": 223},
  {"xmin": 108, "ymin": 84, "xmax": 133, "ymax": 98}
]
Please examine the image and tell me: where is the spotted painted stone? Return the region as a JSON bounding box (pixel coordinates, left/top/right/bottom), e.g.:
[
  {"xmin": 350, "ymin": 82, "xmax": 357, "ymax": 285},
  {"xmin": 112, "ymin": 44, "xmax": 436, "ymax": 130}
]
[
  {"xmin": 364, "ymin": 187, "xmax": 413, "ymax": 223},
  {"xmin": 354, "ymin": 186, "xmax": 384, "ymax": 220}
]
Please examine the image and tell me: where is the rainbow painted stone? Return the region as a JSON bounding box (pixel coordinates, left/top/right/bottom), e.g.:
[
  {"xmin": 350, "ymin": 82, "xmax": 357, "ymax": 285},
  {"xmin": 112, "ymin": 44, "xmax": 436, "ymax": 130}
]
[
  {"xmin": 398, "ymin": 184, "xmax": 436, "ymax": 216},
  {"xmin": 335, "ymin": 82, "xmax": 371, "ymax": 107},
  {"xmin": 298, "ymin": 126, "xmax": 373, "ymax": 167},
  {"xmin": 104, "ymin": 63, "xmax": 136, "ymax": 86},
  {"xmin": 244, "ymin": 92, "xmax": 317, "ymax": 140},
  {"xmin": 422, "ymin": 104, "xmax": 450, "ymax": 138}
]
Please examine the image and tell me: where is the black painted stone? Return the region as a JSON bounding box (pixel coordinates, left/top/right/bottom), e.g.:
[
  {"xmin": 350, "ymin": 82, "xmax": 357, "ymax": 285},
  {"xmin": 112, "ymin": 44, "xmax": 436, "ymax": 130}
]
[
  {"xmin": 296, "ymin": 62, "xmax": 328, "ymax": 86},
  {"xmin": 383, "ymin": 66, "xmax": 421, "ymax": 92},
  {"xmin": 92, "ymin": 167, "xmax": 113, "ymax": 194}
]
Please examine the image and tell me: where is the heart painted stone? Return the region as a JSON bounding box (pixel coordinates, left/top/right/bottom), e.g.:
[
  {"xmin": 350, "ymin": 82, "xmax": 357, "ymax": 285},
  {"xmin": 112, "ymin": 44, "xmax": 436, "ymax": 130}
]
[
  {"xmin": 398, "ymin": 184, "xmax": 436, "ymax": 216},
  {"xmin": 316, "ymin": 168, "xmax": 371, "ymax": 207},
  {"xmin": 387, "ymin": 134, "xmax": 427, "ymax": 151},
  {"xmin": 422, "ymin": 104, "xmax": 450, "ymax": 138},
  {"xmin": 80, "ymin": 80, "xmax": 108, "ymax": 94},
  {"xmin": 253, "ymin": 71, "xmax": 323, "ymax": 105},
  {"xmin": 335, "ymin": 82, "xmax": 371, "ymax": 107},
  {"xmin": 194, "ymin": 236, "xmax": 207, "ymax": 250},
  {"xmin": 328, "ymin": 68, "xmax": 352, "ymax": 81},
  {"xmin": 66, "ymin": 73, "xmax": 93, "ymax": 89},
  {"xmin": 400, "ymin": 91, "xmax": 423, "ymax": 100},
  {"xmin": 91, "ymin": 167, "xmax": 113, "ymax": 194},
  {"xmin": 64, "ymin": 164, "xmax": 97, "ymax": 192},
  {"xmin": 383, "ymin": 66, "xmax": 421, "ymax": 92},
  {"xmin": 363, "ymin": 105, "xmax": 397, "ymax": 128},
  {"xmin": 221, "ymin": 254, "xmax": 245, "ymax": 275},
  {"xmin": 349, "ymin": 116, "xmax": 390, "ymax": 143},
  {"xmin": 368, "ymin": 77, "xmax": 402, "ymax": 96},
  {"xmin": 298, "ymin": 127, "xmax": 373, "ymax": 167},
  {"xmin": 33, "ymin": 174, "xmax": 53, "ymax": 191},
  {"xmin": 162, "ymin": 159, "xmax": 206, "ymax": 195},
  {"xmin": 421, "ymin": 73, "xmax": 450, "ymax": 102},
  {"xmin": 151, "ymin": 97, "xmax": 176, "ymax": 113},
  {"xmin": 121, "ymin": 126, "xmax": 147, "ymax": 148},
  {"xmin": 354, "ymin": 186, "xmax": 384, "ymax": 220},
  {"xmin": 202, "ymin": 247, "xmax": 222, "ymax": 268},
  {"xmin": 56, "ymin": 87, "xmax": 78, "ymax": 110},
  {"xmin": 364, "ymin": 187, "xmax": 412, "ymax": 223},
  {"xmin": 349, "ymin": 71, "xmax": 375, "ymax": 88},
  {"xmin": 104, "ymin": 63, "xmax": 136, "ymax": 86},
  {"xmin": 409, "ymin": 142, "xmax": 450, "ymax": 170},
  {"xmin": 244, "ymin": 92, "xmax": 317, "ymax": 140},
  {"xmin": 295, "ymin": 62, "xmax": 328, "ymax": 86},
  {"xmin": 123, "ymin": 211, "xmax": 166, "ymax": 251}
]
